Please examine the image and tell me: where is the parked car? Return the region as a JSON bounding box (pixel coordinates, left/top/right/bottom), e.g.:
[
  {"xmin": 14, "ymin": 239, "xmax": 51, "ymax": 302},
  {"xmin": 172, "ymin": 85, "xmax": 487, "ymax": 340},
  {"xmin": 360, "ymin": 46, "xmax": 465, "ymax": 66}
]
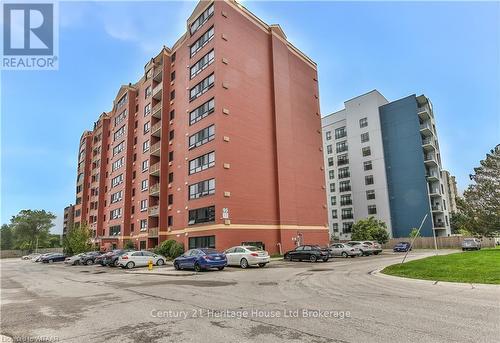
[
  {"xmin": 283, "ymin": 245, "xmax": 329, "ymax": 262},
  {"xmin": 328, "ymin": 243, "xmax": 360, "ymax": 258},
  {"xmin": 64, "ymin": 253, "xmax": 86, "ymax": 265},
  {"xmin": 224, "ymin": 246, "xmax": 270, "ymax": 268},
  {"xmin": 462, "ymin": 238, "xmax": 481, "ymax": 251},
  {"xmin": 173, "ymin": 248, "xmax": 227, "ymax": 272},
  {"xmin": 118, "ymin": 251, "xmax": 166, "ymax": 269},
  {"xmin": 41, "ymin": 253, "xmax": 66, "ymax": 263},
  {"xmin": 346, "ymin": 241, "xmax": 373, "ymax": 256},
  {"xmin": 21, "ymin": 253, "xmax": 41, "ymax": 260},
  {"xmin": 33, "ymin": 253, "xmax": 52, "ymax": 262},
  {"xmin": 95, "ymin": 251, "xmax": 113, "ymax": 266},
  {"xmin": 393, "ymin": 242, "xmax": 412, "ymax": 252},
  {"xmin": 362, "ymin": 241, "xmax": 383, "ymax": 255},
  {"xmin": 104, "ymin": 250, "xmax": 132, "ymax": 267},
  {"xmin": 80, "ymin": 251, "xmax": 102, "ymax": 265}
]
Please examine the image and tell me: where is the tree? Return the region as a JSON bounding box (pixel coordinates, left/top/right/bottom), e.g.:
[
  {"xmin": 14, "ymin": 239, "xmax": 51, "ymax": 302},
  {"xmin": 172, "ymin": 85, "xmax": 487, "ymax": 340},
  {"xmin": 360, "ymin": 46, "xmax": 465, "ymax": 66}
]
[
  {"xmin": 63, "ymin": 224, "xmax": 92, "ymax": 255},
  {"xmin": 169, "ymin": 242, "xmax": 184, "ymax": 259},
  {"xmin": 154, "ymin": 239, "xmax": 176, "ymax": 257},
  {"xmin": 10, "ymin": 210, "xmax": 55, "ymax": 251},
  {"xmin": 351, "ymin": 217, "xmax": 390, "ymax": 244},
  {"xmin": 124, "ymin": 240, "xmax": 135, "ymax": 250},
  {"xmin": 0, "ymin": 224, "xmax": 15, "ymax": 250},
  {"xmin": 409, "ymin": 228, "xmax": 420, "ymax": 239},
  {"xmin": 458, "ymin": 145, "xmax": 500, "ymax": 237}
]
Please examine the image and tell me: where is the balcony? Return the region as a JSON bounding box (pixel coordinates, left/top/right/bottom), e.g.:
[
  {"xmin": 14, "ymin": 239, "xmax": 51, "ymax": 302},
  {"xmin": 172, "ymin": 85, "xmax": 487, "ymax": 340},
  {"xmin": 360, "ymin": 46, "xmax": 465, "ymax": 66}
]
[
  {"xmin": 424, "ymin": 154, "xmax": 438, "ymax": 167},
  {"xmin": 152, "ymin": 102, "xmax": 162, "ymax": 119},
  {"xmin": 150, "ymin": 141, "xmax": 161, "ymax": 156},
  {"xmin": 426, "ymin": 170, "xmax": 440, "ymax": 182},
  {"xmin": 148, "ymin": 227, "xmax": 159, "ymax": 237},
  {"xmin": 339, "ymin": 187, "xmax": 351, "ymax": 193},
  {"xmin": 428, "ymin": 187, "xmax": 441, "ymax": 197},
  {"xmin": 434, "ymin": 222, "xmax": 445, "ymax": 228},
  {"xmin": 152, "ymin": 83, "xmax": 162, "ymax": 100},
  {"xmin": 153, "ymin": 68, "xmax": 162, "ymax": 82},
  {"xmin": 148, "ymin": 205, "xmax": 159, "ymax": 217},
  {"xmin": 150, "ymin": 162, "xmax": 160, "ymax": 176},
  {"xmin": 340, "ymin": 201, "xmax": 352, "ymax": 206},
  {"xmin": 149, "ymin": 183, "xmax": 160, "ymax": 197},
  {"xmin": 422, "ymin": 137, "xmax": 436, "ymax": 151},
  {"xmin": 417, "ymin": 105, "xmax": 431, "ymax": 120},
  {"xmin": 420, "ymin": 121, "xmax": 433, "ymax": 136},
  {"xmin": 431, "ymin": 205, "xmax": 443, "ymax": 212},
  {"xmin": 151, "ymin": 121, "xmax": 161, "ymax": 137},
  {"xmin": 341, "ymin": 214, "xmax": 354, "ymax": 220}
]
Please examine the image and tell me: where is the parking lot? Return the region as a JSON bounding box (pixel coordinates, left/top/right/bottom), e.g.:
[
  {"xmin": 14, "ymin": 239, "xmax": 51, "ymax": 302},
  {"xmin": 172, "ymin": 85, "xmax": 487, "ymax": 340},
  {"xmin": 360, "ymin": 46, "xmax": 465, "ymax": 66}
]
[{"xmin": 1, "ymin": 250, "xmax": 499, "ymax": 343}]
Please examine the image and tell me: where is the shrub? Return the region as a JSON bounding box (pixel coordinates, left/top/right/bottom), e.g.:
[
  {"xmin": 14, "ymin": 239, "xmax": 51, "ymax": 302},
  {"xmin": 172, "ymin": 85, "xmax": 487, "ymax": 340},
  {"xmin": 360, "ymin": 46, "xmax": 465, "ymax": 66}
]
[
  {"xmin": 123, "ymin": 240, "xmax": 135, "ymax": 250},
  {"xmin": 169, "ymin": 242, "xmax": 184, "ymax": 259},
  {"xmin": 155, "ymin": 239, "xmax": 176, "ymax": 257},
  {"xmin": 351, "ymin": 217, "xmax": 390, "ymax": 244}
]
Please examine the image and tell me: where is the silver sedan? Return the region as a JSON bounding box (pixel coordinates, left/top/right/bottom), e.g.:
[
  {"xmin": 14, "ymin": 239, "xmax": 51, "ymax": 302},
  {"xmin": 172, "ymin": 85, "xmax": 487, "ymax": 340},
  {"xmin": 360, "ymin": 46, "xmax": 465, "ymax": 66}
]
[
  {"xmin": 329, "ymin": 243, "xmax": 361, "ymax": 258},
  {"xmin": 224, "ymin": 246, "xmax": 270, "ymax": 268}
]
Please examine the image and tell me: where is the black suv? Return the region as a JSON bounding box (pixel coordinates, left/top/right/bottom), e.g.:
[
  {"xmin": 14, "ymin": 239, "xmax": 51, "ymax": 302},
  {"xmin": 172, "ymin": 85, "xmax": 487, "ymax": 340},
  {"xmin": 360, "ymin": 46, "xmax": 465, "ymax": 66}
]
[
  {"xmin": 284, "ymin": 245, "xmax": 329, "ymax": 262},
  {"xmin": 80, "ymin": 251, "xmax": 102, "ymax": 265}
]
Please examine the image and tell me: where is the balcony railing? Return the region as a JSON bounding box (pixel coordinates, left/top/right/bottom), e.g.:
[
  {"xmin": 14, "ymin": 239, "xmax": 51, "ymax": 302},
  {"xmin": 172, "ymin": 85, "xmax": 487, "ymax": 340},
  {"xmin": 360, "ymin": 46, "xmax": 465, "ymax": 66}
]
[
  {"xmin": 420, "ymin": 122, "xmax": 433, "ymax": 133},
  {"xmin": 339, "ymin": 187, "xmax": 351, "ymax": 193},
  {"xmin": 341, "ymin": 214, "xmax": 354, "ymax": 220},
  {"xmin": 151, "ymin": 121, "xmax": 162, "ymax": 137},
  {"xmin": 434, "ymin": 222, "xmax": 445, "ymax": 228},
  {"xmin": 152, "ymin": 83, "xmax": 162, "ymax": 100},
  {"xmin": 148, "ymin": 205, "xmax": 159, "ymax": 216},
  {"xmin": 148, "ymin": 227, "xmax": 159, "ymax": 237},
  {"xmin": 152, "ymin": 102, "xmax": 162, "ymax": 119},
  {"xmin": 340, "ymin": 201, "xmax": 353, "ymax": 206},
  {"xmin": 422, "ymin": 137, "xmax": 436, "ymax": 148},
  {"xmin": 149, "ymin": 183, "xmax": 160, "ymax": 196},
  {"xmin": 150, "ymin": 162, "xmax": 160, "ymax": 176},
  {"xmin": 153, "ymin": 68, "xmax": 162, "ymax": 82},
  {"xmin": 150, "ymin": 141, "xmax": 161, "ymax": 156},
  {"xmin": 431, "ymin": 205, "xmax": 442, "ymax": 211}
]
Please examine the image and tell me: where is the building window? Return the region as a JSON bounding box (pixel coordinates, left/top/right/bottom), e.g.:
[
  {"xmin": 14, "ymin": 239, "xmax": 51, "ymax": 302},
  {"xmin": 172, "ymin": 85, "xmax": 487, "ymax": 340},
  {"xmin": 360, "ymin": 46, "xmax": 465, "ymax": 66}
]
[
  {"xmin": 168, "ymin": 172, "xmax": 174, "ymax": 183},
  {"xmin": 169, "ymin": 110, "xmax": 175, "ymax": 120},
  {"xmin": 171, "ymin": 52, "xmax": 176, "ymax": 62},
  {"xmin": 364, "ymin": 161, "xmax": 372, "ymax": 171},
  {"xmin": 339, "ymin": 180, "xmax": 351, "ymax": 193},
  {"xmin": 338, "ymin": 167, "xmax": 350, "ymax": 179},
  {"xmin": 145, "ymin": 86, "xmax": 152, "ymax": 98},
  {"xmin": 143, "ymin": 140, "xmax": 150, "ymax": 152},
  {"xmin": 190, "ymin": 26, "xmax": 214, "ymax": 57},
  {"xmin": 140, "ymin": 199, "xmax": 148, "ymax": 212},
  {"xmin": 329, "ymin": 170, "xmax": 335, "ymax": 180},
  {"xmin": 110, "ymin": 207, "xmax": 122, "ymax": 219},
  {"xmin": 337, "ymin": 154, "xmax": 349, "ymax": 166},
  {"xmin": 190, "ymin": 49, "xmax": 214, "ymax": 79},
  {"xmin": 112, "ymin": 157, "xmax": 124, "ymax": 172},
  {"xmin": 368, "ymin": 205, "xmax": 377, "ymax": 215},
  {"xmin": 329, "ymin": 183, "xmax": 335, "ymax": 193},
  {"xmin": 169, "ymin": 130, "xmax": 175, "ymax": 141},
  {"xmin": 189, "ymin": 151, "xmax": 215, "ymax": 175},
  {"xmin": 140, "ymin": 219, "xmax": 147, "ymax": 231},
  {"xmin": 330, "ymin": 196, "xmax": 336, "ymax": 206},
  {"xmin": 188, "ymin": 206, "xmax": 215, "ymax": 225},
  {"xmin": 342, "ymin": 222, "xmax": 353, "ymax": 234},
  {"xmin": 168, "ymin": 194, "xmax": 173, "ymax": 205},
  {"xmin": 168, "ymin": 216, "xmax": 173, "ymax": 226},
  {"xmin": 115, "ymin": 110, "xmax": 127, "ymax": 126},
  {"xmin": 189, "ymin": 179, "xmax": 215, "ymax": 200},
  {"xmin": 340, "ymin": 194, "xmax": 352, "ymax": 206},
  {"xmin": 114, "ymin": 126, "xmax": 125, "ymax": 141},
  {"xmin": 362, "ymin": 146, "xmax": 371, "ymax": 157},
  {"xmin": 141, "ymin": 179, "xmax": 148, "ymax": 191},
  {"xmin": 335, "ymin": 127, "xmax": 346, "ymax": 139},
  {"xmin": 75, "ymin": 209, "xmax": 81, "ymax": 217},
  {"xmin": 327, "ymin": 157, "xmax": 334, "ymax": 167},
  {"xmin": 365, "ymin": 175, "xmax": 374, "ymax": 185},
  {"xmin": 190, "ymin": 73, "xmax": 214, "ymax": 101},
  {"xmin": 189, "ymin": 98, "xmax": 215, "ymax": 125},
  {"xmin": 109, "ymin": 225, "xmax": 121, "ymax": 236},
  {"xmin": 111, "ymin": 174, "xmax": 123, "ymax": 188},
  {"xmin": 144, "ymin": 103, "xmax": 151, "ymax": 116},
  {"xmin": 142, "ymin": 159, "xmax": 149, "ymax": 172},
  {"xmin": 359, "ymin": 117, "xmax": 368, "ymax": 128},
  {"xmin": 336, "ymin": 141, "xmax": 348, "ymax": 153},
  {"xmin": 144, "ymin": 121, "xmax": 150, "ymax": 134},
  {"xmin": 341, "ymin": 208, "xmax": 353, "ymax": 220},
  {"xmin": 171, "ymin": 71, "xmax": 175, "ymax": 81},
  {"xmin": 332, "ymin": 223, "xmax": 339, "ymax": 232},
  {"xmin": 366, "ymin": 190, "xmax": 376, "ymax": 200},
  {"xmin": 116, "ymin": 93, "xmax": 128, "ymax": 109},
  {"xmin": 331, "ymin": 209, "xmax": 338, "ymax": 219},
  {"xmin": 325, "ymin": 131, "xmax": 332, "ymax": 141},
  {"xmin": 112, "ymin": 141, "xmax": 125, "ymax": 157},
  {"xmin": 190, "ymin": 3, "xmax": 214, "ymax": 35},
  {"xmin": 361, "ymin": 132, "xmax": 369, "ymax": 143},
  {"xmin": 111, "ymin": 191, "xmax": 123, "ymax": 204},
  {"xmin": 170, "ymin": 90, "xmax": 175, "ymax": 100},
  {"xmin": 188, "ymin": 235, "xmax": 215, "ymax": 249},
  {"xmin": 326, "ymin": 145, "xmax": 333, "ymax": 154},
  {"xmin": 168, "ymin": 151, "xmax": 174, "ymax": 162}
]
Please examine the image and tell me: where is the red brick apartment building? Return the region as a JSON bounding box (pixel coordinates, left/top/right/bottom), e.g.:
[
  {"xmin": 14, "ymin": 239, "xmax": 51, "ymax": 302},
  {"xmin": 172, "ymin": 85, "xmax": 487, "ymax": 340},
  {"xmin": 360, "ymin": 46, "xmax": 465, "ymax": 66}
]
[{"xmin": 72, "ymin": 0, "xmax": 328, "ymax": 254}]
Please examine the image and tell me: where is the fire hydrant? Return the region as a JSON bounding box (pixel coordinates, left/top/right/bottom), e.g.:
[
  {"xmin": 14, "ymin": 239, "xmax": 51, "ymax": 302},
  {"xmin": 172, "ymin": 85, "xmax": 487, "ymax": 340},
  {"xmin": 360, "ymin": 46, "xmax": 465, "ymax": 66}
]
[{"xmin": 148, "ymin": 259, "xmax": 153, "ymax": 271}]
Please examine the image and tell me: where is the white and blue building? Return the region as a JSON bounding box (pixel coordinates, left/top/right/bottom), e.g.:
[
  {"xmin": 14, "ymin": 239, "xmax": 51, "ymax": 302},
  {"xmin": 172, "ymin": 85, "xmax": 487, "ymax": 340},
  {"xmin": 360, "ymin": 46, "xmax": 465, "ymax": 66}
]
[{"xmin": 322, "ymin": 90, "xmax": 452, "ymax": 239}]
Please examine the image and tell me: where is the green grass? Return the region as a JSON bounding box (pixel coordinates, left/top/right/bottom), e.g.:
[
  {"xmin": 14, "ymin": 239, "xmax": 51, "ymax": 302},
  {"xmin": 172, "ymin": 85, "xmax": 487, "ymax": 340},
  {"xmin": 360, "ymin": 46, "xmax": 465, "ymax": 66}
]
[{"xmin": 382, "ymin": 248, "xmax": 500, "ymax": 284}]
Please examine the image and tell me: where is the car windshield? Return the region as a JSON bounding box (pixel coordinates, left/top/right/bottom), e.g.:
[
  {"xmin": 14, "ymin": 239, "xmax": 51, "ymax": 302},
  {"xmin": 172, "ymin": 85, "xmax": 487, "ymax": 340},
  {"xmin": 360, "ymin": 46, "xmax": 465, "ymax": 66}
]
[
  {"xmin": 200, "ymin": 248, "xmax": 218, "ymax": 255},
  {"xmin": 245, "ymin": 246, "xmax": 260, "ymax": 252}
]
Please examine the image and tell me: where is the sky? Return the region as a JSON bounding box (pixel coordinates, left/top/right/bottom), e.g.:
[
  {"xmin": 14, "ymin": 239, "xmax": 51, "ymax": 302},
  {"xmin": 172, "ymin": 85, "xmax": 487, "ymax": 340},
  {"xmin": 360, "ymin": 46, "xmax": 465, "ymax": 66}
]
[{"xmin": 1, "ymin": 0, "xmax": 499, "ymax": 233}]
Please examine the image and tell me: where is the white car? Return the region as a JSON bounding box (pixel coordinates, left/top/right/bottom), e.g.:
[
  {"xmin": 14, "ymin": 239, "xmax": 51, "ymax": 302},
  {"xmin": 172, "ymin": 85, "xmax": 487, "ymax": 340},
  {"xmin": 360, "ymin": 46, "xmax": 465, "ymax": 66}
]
[
  {"xmin": 346, "ymin": 241, "xmax": 374, "ymax": 256},
  {"xmin": 224, "ymin": 246, "xmax": 270, "ymax": 268},
  {"xmin": 118, "ymin": 251, "xmax": 166, "ymax": 269},
  {"xmin": 21, "ymin": 253, "xmax": 41, "ymax": 260},
  {"xmin": 64, "ymin": 253, "xmax": 86, "ymax": 265}
]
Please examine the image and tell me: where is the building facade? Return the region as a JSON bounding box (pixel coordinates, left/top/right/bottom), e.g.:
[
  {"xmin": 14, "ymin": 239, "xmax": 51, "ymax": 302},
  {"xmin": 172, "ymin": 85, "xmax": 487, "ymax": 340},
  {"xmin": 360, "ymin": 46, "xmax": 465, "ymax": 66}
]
[
  {"xmin": 322, "ymin": 90, "xmax": 452, "ymax": 239},
  {"xmin": 442, "ymin": 170, "xmax": 459, "ymax": 214},
  {"xmin": 73, "ymin": 0, "xmax": 329, "ymax": 253},
  {"xmin": 63, "ymin": 204, "xmax": 75, "ymax": 236}
]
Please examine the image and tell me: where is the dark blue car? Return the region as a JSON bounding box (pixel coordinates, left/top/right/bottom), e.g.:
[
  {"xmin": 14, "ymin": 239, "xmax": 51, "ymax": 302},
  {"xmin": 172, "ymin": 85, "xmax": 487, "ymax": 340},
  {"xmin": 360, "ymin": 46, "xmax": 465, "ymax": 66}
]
[
  {"xmin": 393, "ymin": 242, "xmax": 412, "ymax": 252},
  {"xmin": 173, "ymin": 248, "xmax": 227, "ymax": 272},
  {"xmin": 41, "ymin": 253, "xmax": 66, "ymax": 263}
]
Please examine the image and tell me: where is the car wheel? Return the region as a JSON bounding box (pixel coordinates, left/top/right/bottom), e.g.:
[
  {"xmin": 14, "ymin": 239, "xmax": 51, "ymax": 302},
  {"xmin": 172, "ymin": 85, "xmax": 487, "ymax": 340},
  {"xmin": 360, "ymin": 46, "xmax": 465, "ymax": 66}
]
[
  {"xmin": 194, "ymin": 263, "xmax": 202, "ymax": 272},
  {"xmin": 156, "ymin": 259, "xmax": 165, "ymax": 266},
  {"xmin": 359, "ymin": 250, "xmax": 365, "ymax": 256},
  {"xmin": 258, "ymin": 263, "xmax": 267, "ymax": 268},
  {"xmin": 217, "ymin": 267, "xmax": 224, "ymax": 271},
  {"xmin": 86, "ymin": 259, "xmax": 94, "ymax": 266},
  {"xmin": 126, "ymin": 262, "xmax": 134, "ymax": 269},
  {"xmin": 284, "ymin": 254, "xmax": 291, "ymax": 261},
  {"xmin": 113, "ymin": 259, "xmax": 120, "ymax": 267},
  {"xmin": 374, "ymin": 252, "xmax": 380, "ymax": 255},
  {"xmin": 341, "ymin": 252, "xmax": 348, "ymax": 258},
  {"xmin": 240, "ymin": 258, "xmax": 249, "ymax": 269},
  {"xmin": 49, "ymin": 259, "xmax": 53, "ymax": 264},
  {"xmin": 174, "ymin": 262, "xmax": 180, "ymax": 270},
  {"xmin": 322, "ymin": 257, "xmax": 329, "ymax": 262},
  {"xmin": 309, "ymin": 255, "xmax": 317, "ymax": 263}
]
